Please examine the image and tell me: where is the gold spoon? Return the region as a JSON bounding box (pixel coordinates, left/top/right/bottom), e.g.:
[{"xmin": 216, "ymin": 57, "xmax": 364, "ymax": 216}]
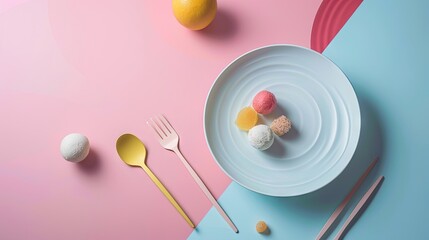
[{"xmin": 116, "ymin": 133, "xmax": 195, "ymax": 228}]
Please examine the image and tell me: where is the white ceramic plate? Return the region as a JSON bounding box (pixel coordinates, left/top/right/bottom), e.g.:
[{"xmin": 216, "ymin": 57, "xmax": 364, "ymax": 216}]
[{"xmin": 204, "ymin": 45, "xmax": 360, "ymax": 196}]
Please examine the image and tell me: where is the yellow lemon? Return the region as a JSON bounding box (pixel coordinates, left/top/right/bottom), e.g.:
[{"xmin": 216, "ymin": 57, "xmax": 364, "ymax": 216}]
[{"xmin": 172, "ymin": 0, "xmax": 217, "ymax": 30}]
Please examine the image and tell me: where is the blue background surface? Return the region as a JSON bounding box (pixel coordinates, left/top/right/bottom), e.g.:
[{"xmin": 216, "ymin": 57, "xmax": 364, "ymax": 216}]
[{"xmin": 189, "ymin": 0, "xmax": 429, "ymax": 239}]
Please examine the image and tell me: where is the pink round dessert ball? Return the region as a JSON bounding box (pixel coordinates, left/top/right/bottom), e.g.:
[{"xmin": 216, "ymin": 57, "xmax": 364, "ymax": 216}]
[{"xmin": 252, "ymin": 90, "xmax": 277, "ymax": 115}]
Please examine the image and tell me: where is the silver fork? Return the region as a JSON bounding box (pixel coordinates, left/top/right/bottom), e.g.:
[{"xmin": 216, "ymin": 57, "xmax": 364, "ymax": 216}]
[{"xmin": 147, "ymin": 115, "xmax": 238, "ymax": 233}]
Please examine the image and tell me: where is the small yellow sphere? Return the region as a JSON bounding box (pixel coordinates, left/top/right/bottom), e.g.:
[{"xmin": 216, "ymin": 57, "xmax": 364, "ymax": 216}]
[
  {"xmin": 256, "ymin": 220, "xmax": 268, "ymax": 233},
  {"xmin": 236, "ymin": 106, "xmax": 258, "ymax": 131},
  {"xmin": 172, "ymin": 0, "xmax": 217, "ymax": 30}
]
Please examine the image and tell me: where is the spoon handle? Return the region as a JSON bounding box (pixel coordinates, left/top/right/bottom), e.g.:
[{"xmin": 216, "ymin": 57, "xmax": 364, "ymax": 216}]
[{"xmin": 142, "ymin": 165, "xmax": 195, "ymax": 228}]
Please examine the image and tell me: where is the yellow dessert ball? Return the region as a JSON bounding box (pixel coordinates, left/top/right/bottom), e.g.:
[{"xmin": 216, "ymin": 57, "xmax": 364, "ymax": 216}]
[
  {"xmin": 256, "ymin": 220, "xmax": 268, "ymax": 233},
  {"xmin": 236, "ymin": 106, "xmax": 258, "ymax": 131}
]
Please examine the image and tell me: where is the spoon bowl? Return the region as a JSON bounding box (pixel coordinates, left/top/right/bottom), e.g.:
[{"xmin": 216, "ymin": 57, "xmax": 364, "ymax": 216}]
[
  {"xmin": 115, "ymin": 133, "xmax": 195, "ymax": 228},
  {"xmin": 116, "ymin": 133, "xmax": 147, "ymax": 167}
]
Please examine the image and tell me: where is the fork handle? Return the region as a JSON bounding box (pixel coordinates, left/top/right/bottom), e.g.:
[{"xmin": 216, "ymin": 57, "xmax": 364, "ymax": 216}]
[
  {"xmin": 173, "ymin": 148, "xmax": 239, "ymax": 233},
  {"xmin": 141, "ymin": 165, "xmax": 195, "ymax": 228}
]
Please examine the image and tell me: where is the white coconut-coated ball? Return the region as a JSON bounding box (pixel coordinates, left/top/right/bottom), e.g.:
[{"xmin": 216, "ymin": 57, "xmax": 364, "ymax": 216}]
[
  {"xmin": 60, "ymin": 133, "xmax": 90, "ymax": 163},
  {"xmin": 248, "ymin": 125, "xmax": 274, "ymax": 150}
]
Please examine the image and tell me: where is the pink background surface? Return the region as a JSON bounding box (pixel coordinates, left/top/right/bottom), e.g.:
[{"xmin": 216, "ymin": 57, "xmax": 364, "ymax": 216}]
[{"xmin": 0, "ymin": 0, "xmax": 330, "ymax": 239}]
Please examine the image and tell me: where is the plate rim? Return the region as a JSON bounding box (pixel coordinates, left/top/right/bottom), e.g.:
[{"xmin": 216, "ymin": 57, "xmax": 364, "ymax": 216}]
[{"xmin": 203, "ymin": 44, "xmax": 361, "ymax": 197}]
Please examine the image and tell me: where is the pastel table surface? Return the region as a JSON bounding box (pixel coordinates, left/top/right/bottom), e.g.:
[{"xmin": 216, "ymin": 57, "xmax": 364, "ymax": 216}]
[
  {"xmin": 1, "ymin": 0, "xmax": 429, "ymax": 240},
  {"xmin": 0, "ymin": 1, "xmax": 322, "ymax": 239},
  {"xmin": 190, "ymin": 0, "xmax": 429, "ymax": 239}
]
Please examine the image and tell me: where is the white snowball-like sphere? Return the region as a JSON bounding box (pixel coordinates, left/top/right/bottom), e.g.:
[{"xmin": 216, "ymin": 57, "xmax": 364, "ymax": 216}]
[
  {"xmin": 60, "ymin": 133, "xmax": 90, "ymax": 163},
  {"xmin": 248, "ymin": 125, "xmax": 274, "ymax": 150}
]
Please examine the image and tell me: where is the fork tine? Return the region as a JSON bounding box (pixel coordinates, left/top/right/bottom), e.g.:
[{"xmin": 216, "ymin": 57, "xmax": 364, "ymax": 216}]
[
  {"xmin": 154, "ymin": 115, "xmax": 171, "ymax": 134},
  {"xmin": 152, "ymin": 117, "xmax": 168, "ymax": 137},
  {"xmin": 147, "ymin": 118, "xmax": 166, "ymax": 139},
  {"xmin": 159, "ymin": 115, "xmax": 176, "ymax": 134},
  {"xmin": 146, "ymin": 121, "xmax": 163, "ymax": 140}
]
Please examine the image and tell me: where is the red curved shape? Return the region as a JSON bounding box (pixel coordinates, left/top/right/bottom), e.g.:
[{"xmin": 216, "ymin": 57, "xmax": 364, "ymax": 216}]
[{"xmin": 311, "ymin": 0, "xmax": 362, "ymax": 53}]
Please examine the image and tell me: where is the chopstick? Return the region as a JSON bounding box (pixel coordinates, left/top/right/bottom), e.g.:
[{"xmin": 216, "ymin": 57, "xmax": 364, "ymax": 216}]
[
  {"xmin": 334, "ymin": 176, "xmax": 385, "ymax": 240},
  {"xmin": 316, "ymin": 157, "xmax": 379, "ymax": 240}
]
